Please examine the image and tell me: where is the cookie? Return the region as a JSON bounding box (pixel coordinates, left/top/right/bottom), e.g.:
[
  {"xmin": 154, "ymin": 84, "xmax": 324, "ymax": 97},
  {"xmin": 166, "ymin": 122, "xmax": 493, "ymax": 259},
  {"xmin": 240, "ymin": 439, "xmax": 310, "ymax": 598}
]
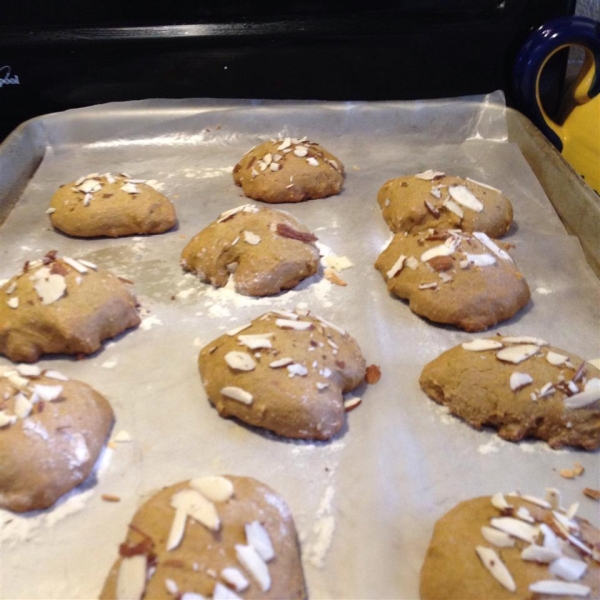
[
  {"xmin": 48, "ymin": 172, "xmax": 176, "ymax": 237},
  {"xmin": 374, "ymin": 229, "xmax": 530, "ymax": 331},
  {"xmin": 0, "ymin": 365, "xmax": 113, "ymax": 512},
  {"xmin": 233, "ymin": 138, "xmax": 344, "ymax": 203},
  {"xmin": 181, "ymin": 204, "xmax": 320, "ymax": 297},
  {"xmin": 420, "ymin": 491, "xmax": 600, "ymax": 599},
  {"xmin": 377, "ymin": 170, "xmax": 513, "ymax": 238},
  {"xmin": 199, "ymin": 310, "xmax": 366, "ymax": 440},
  {"xmin": 0, "ymin": 252, "xmax": 140, "ymax": 363},
  {"xmin": 100, "ymin": 475, "xmax": 307, "ymax": 600},
  {"xmin": 419, "ymin": 336, "xmax": 600, "ymax": 449}
]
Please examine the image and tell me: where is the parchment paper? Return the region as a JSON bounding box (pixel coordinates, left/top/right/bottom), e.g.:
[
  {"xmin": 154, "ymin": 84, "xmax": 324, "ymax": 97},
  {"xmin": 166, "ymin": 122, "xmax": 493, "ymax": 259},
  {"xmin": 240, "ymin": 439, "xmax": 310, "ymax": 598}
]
[{"xmin": 0, "ymin": 93, "xmax": 598, "ymax": 600}]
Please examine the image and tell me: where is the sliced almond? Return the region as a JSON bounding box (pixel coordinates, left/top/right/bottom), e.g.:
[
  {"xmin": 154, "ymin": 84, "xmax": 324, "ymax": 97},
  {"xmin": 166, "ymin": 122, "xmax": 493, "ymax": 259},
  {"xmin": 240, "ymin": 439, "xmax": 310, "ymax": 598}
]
[
  {"xmin": 520, "ymin": 544, "xmax": 561, "ymax": 563},
  {"xmin": 14, "ymin": 394, "xmax": 33, "ymax": 419},
  {"xmin": 462, "ymin": 339, "xmax": 503, "ymax": 352},
  {"xmin": 16, "ymin": 364, "xmax": 41, "ymax": 377},
  {"xmin": 243, "ymin": 231, "xmax": 261, "ymax": 245},
  {"xmin": 224, "ymin": 351, "xmax": 256, "ymax": 372},
  {"xmin": 474, "ymin": 546, "xmax": 516, "ymax": 592},
  {"xmin": 344, "ymin": 397, "xmax": 362, "ymax": 411},
  {"xmin": 0, "ymin": 411, "xmax": 17, "ymax": 428},
  {"xmin": 465, "ymin": 177, "xmax": 502, "ymax": 193},
  {"xmin": 245, "ymin": 521, "xmax": 275, "ymax": 561},
  {"xmin": 269, "ymin": 357, "xmax": 294, "ymax": 368},
  {"xmin": 217, "ymin": 204, "xmax": 259, "ymax": 223},
  {"xmin": 116, "ymin": 555, "xmax": 147, "ymax": 600},
  {"xmin": 481, "ymin": 526, "xmax": 515, "ymax": 548},
  {"xmin": 212, "ymin": 583, "xmax": 242, "ymax": 600},
  {"xmin": 583, "ymin": 488, "xmax": 600, "ymax": 501},
  {"xmin": 226, "ymin": 323, "xmax": 252, "ymax": 336},
  {"xmin": 516, "ymin": 506, "xmax": 535, "ymax": 523},
  {"xmin": 386, "ymin": 255, "xmax": 406, "ymax": 279},
  {"xmin": 448, "ymin": 185, "xmax": 483, "ymax": 212},
  {"xmin": 540, "ymin": 523, "xmax": 562, "ymax": 553},
  {"xmin": 62, "ymin": 257, "xmax": 88, "ymax": 274},
  {"xmin": 324, "ymin": 268, "xmax": 347, "ymax": 286},
  {"xmin": 489, "ymin": 517, "xmax": 538, "ymax": 543},
  {"xmin": 465, "ymin": 253, "xmax": 496, "ymax": 267},
  {"xmin": 546, "ymin": 351, "xmax": 569, "ymax": 366},
  {"xmin": 563, "ymin": 378, "xmax": 600, "ymax": 409},
  {"xmin": 287, "ymin": 363, "xmax": 308, "ymax": 377},
  {"xmin": 510, "ymin": 372, "xmax": 534, "ymax": 391},
  {"xmin": 221, "ymin": 568, "xmax": 249, "ymax": 592},
  {"xmin": 189, "ymin": 476, "xmax": 234, "ymax": 502},
  {"xmin": 237, "ymin": 334, "xmax": 273, "ymax": 350},
  {"xmin": 405, "ymin": 256, "xmax": 419, "ymax": 270},
  {"xmin": 32, "ymin": 269, "xmax": 67, "ymax": 305},
  {"xmin": 221, "ymin": 386, "xmax": 253, "ymax": 405},
  {"xmin": 502, "ymin": 336, "xmax": 549, "ymax": 346},
  {"xmin": 306, "ymin": 157, "xmax": 319, "ymax": 167},
  {"xmin": 442, "ymin": 197, "xmax": 464, "ymax": 219},
  {"xmin": 472, "ymin": 232, "xmax": 513, "ymax": 262},
  {"xmin": 529, "ymin": 580, "xmax": 590, "ymax": 596},
  {"xmin": 420, "ymin": 244, "xmax": 454, "ymax": 263},
  {"xmin": 545, "ymin": 488, "xmax": 562, "ymax": 510},
  {"xmin": 33, "ymin": 384, "xmax": 63, "ymax": 402},
  {"xmin": 120, "ymin": 183, "xmax": 139, "ymax": 194},
  {"xmin": 235, "ymin": 544, "xmax": 270, "ymax": 592},
  {"xmin": 171, "ymin": 488, "xmax": 220, "ymax": 531},
  {"xmin": 7, "ymin": 297, "xmax": 18, "ymax": 309},
  {"xmin": 166, "ymin": 505, "xmax": 188, "ymax": 551},
  {"xmin": 491, "ymin": 492, "xmax": 513, "ymax": 512},
  {"xmin": 415, "ymin": 169, "xmax": 445, "ymax": 180},
  {"xmin": 293, "ymin": 146, "xmax": 308, "ymax": 158},
  {"xmin": 275, "ymin": 319, "xmax": 313, "ymax": 331},
  {"xmin": 496, "ymin": 344, "xmax": 540, "ymax": 365}
]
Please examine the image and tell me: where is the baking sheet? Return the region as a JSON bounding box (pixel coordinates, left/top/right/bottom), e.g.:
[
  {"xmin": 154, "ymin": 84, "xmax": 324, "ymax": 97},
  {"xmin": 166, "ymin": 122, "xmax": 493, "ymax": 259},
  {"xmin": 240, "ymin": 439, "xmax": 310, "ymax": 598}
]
[{"xmin": 0, "ymin": 93, "xmax": 599, "ymax": 600}]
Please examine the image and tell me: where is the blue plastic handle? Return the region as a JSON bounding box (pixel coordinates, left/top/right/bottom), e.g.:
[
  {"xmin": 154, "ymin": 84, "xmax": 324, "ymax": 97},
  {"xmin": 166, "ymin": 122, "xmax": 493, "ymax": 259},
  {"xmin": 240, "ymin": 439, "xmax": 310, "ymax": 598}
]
[{"xmin": 513, "ymin": 16, "xmax": 600, "ymax": 151}]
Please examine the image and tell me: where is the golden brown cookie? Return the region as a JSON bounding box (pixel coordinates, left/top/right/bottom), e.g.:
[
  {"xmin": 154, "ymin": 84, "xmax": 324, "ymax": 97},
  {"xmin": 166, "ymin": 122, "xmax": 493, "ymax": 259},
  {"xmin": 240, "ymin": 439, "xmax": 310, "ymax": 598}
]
[
  {"xmin": 199, "ymin": 310, "xmax": 367, "ymax": 440},
  {"xmin": 233, "ymin": 138, "xmax": 344, "ymax": 203},
  {"xmin": 374, "ymin": 229, "xmax": 530, "ymax": 331},
  {"xmin": 181, "ymin": 204, "xmax": 320, "ymax": 297},
  {"xmin": 0, "ymin": 365, "xmax": 114, "ymax": 512},
  {"xmin": 419, "ymin": 336, "xmax": 600, "ymax": 449},
  {"xmin": 48, "ymin": 172, "xmax": 176, "ymax": 237},
  {"xmin": 0, "ymin": 252, "xmax": 140, "ymax": 363},
  {"xmin": 421, "ymin": 491, "xmax": 600, "ymax": 600},
  {"xmin": 377, "ymin": 170, "xmax": 513, "ymax": 238},
  {"xmin": 100, "ymin": 476, "xmax": 307, "ymax": 600}
]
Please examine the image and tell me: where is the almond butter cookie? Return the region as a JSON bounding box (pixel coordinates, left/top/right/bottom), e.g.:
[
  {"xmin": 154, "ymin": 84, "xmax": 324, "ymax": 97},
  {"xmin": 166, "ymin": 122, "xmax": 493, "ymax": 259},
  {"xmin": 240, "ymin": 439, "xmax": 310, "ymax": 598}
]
[
  {"xmin": 181, "ymin": 204, "xmax": 320, "ymax": 296},
  {"xmin": 374, "ymin": 229, "xmax": 530, "ymax": 331},
  {"xmin": 377, "ymin": 170, "xmax": 513, "ymax": 238},
  {"xmin": 420, "ymin": 336, "xmax": 600, "ymax": 449},
  {"xmin": 0, "ymin": 252, "xmax": 140, "ymax": 363},
  {"xmin": 100, "ymin": 475, "xmax": 307, "ymax": 600},
  {"xmin": 199, "ymin": 310, "xmax": 367, "ymax": 440},
  {"xmin": 48, "ymin": 172, "xmax": 176, "ymax": 237},
  {"xmin": 233, "ymin": 138, "xmax": 344, "ymax": 203},
  {"xmin": 0, "ymin": 365, "xmax": 113, "ymax": 512},
  {"xmin": 421, "ymin": 490, "xmax": 600, "ymax": 599}
]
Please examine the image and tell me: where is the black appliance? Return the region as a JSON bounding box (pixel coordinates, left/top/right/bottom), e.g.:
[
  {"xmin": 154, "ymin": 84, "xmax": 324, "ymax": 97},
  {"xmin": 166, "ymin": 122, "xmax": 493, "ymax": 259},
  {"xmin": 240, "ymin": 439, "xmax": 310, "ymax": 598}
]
[{"xmin": 0, "ymin": 0, "xmax": 575, "ymax": 140}]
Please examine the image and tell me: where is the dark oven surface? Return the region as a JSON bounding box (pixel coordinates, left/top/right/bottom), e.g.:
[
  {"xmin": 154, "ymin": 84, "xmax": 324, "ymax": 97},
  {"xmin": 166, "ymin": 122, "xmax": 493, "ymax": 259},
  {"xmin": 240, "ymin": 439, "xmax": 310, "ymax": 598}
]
[{"xmin": 0, "ymin": 0, "xmax": 574, "ymax": 140}]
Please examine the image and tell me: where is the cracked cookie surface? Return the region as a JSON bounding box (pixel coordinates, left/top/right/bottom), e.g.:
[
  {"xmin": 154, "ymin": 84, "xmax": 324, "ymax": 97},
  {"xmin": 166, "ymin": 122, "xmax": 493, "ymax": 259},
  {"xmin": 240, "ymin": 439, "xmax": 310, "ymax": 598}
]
[
  {"xmin": 49, "ymin": 173, "xmax": 176, "ymax": 238},
  {"xmin": 199, "ymin": 311, "xmax": 366, "ymax": 440},
  {"xmin": 377, "ymin": 171, "xmax": 513, "ymax": 238},
  {"xmin": 181, "ymin": 205, "xmax": 320, "ymax": 297},
  {"xmin": 419, "ymin": 337, "xmax": 600, "ymax": 449},
  {"xmin": 374, "ymin": 229, "xmax": 530, "ymax": 331},
  {"xmin": 0, "ymin": 366, "xmax": 113, "ymax": 512},
  {"xmin": 233, "ymin": 138, "xmax": 344, "ymax": 203},
  {"xmin": 0, "ymin": 253, "xmax": 140, "ymax": 363}
]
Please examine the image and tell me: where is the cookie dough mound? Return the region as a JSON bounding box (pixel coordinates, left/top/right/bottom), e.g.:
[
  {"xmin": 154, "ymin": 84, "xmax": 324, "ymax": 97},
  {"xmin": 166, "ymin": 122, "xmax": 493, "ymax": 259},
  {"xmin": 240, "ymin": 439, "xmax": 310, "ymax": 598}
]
[
  {"xmin": 420, "ymin": 336, "xmax": 600, "ymax": 449},
  {"xmin": 49, "ymin": 172, "xmax": 176, "ymax": 237},
  {"xmin": 0, "ymin": 252, "xmax": 140, "ymax": 363},
  {"xmin": 374, "ymin": 229, "xmax": 530, "ymax": 331},
  {"xmin": 181, "ymin": 204, "xmax": 320, "ymax": 297},
  {"xmin": 377, "ymin": 170, "xmax": 513, "ymax": 238},
  {"xmin": 0, "ymin": 366, "xmax": 113, "ymax": 512},
  {"xmin": 421, "ymin": 492, "xmax": 600, "ymax": 600},
  {"xmin": 199, "ymin": 311, "xmax": 367, "ymax": 439},
  {"xmin": 100, "ymin": 475, "xmax": 307, "ymax": 600},
  {"xmin": 233, "ymin": 138, "xmax": 344, "ymax": 203}
]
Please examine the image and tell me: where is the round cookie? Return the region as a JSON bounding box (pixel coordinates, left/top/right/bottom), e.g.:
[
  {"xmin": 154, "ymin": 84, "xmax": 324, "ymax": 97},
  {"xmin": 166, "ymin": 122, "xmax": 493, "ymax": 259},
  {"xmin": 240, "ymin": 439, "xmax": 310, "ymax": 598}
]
[
  {"xmin": 421, "ymin": 492, "xmax": 600, "ymax": 599},
  {"xmin": 0, "ymin": 365, "xmax": 114, "ymax": 512},
  {"xmin": 233, "ymin": 138, "xmax": 344, "ymax": 203},
  {"xmin": 100, "ymin": 475, "xmax": 307, "ymax": 600},
  {"xmin": 419, "ymin": 336, "xmax": 600, "ymax": 449},
  {"xmin": 374, "ymin": 229, "xmax": 530, "ymax": 331},
  {"xmin": 199, "ymin": 310, "xmax": 367, "ymax": 440},
  {"xmin": 181, "ymin": 204, "xmax": 320, "ymax": 297},
  {"xmin": 0, "ymin": 252, "xmax": 140, "ymax": 363},
  {"xmin": 377, "ymin": 170, "xmax": 513, "ymax": 238},
  {"xmin": 48, "ymin": 172, "xmax": 176, "ymax": 237}
]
